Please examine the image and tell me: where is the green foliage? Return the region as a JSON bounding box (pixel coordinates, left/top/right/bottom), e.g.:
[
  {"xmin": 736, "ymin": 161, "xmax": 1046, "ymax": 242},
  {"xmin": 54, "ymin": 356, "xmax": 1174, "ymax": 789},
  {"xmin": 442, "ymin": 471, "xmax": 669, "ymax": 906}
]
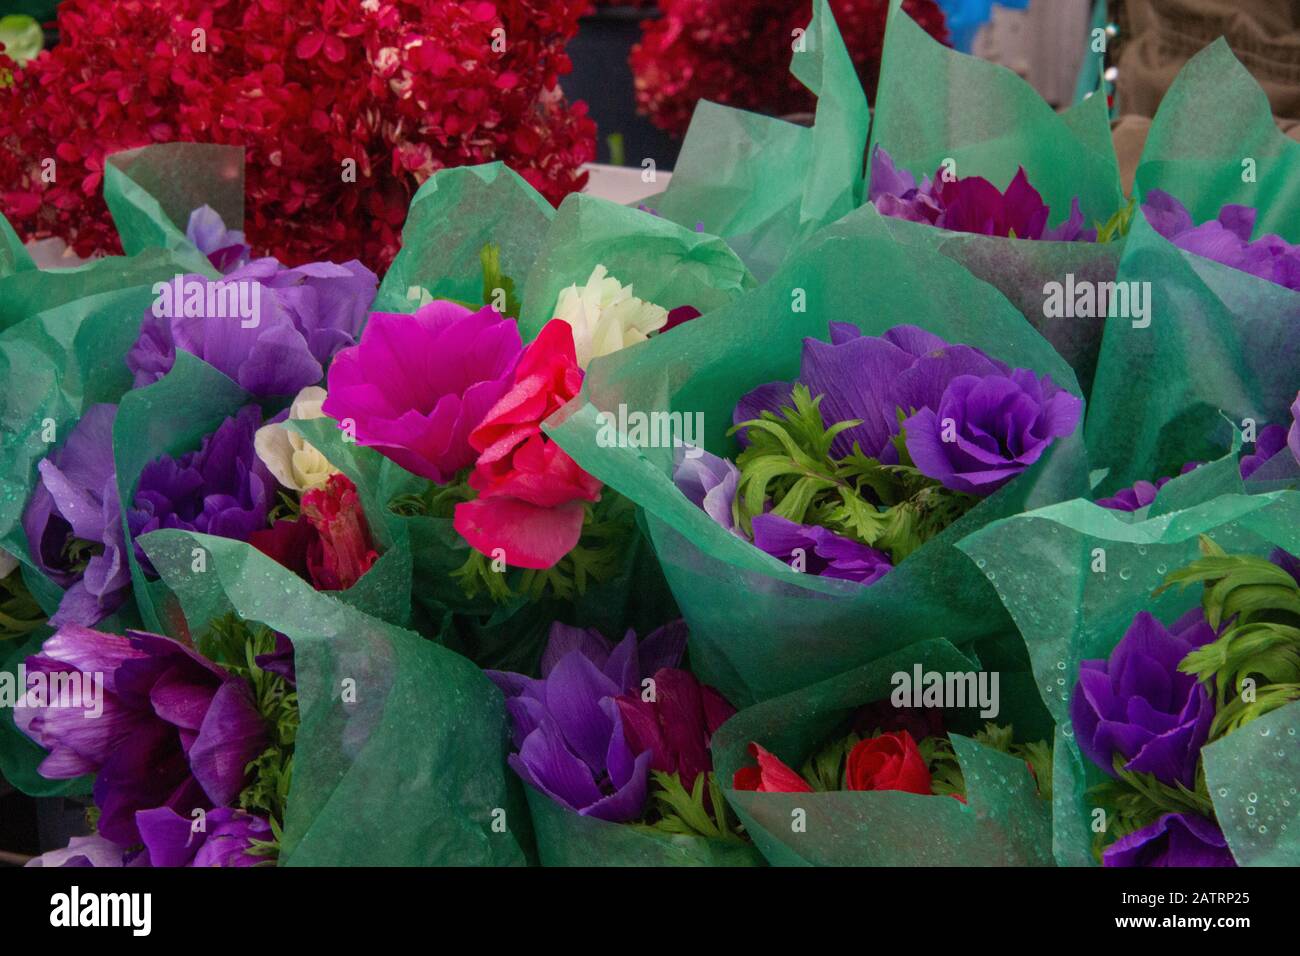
[
  {"xmin": 730, "ymin": 386, "xmax": 976, "ymax": 562},
  {"xmin": 1096, "ymin": 198, "xmax": 1137, "ymax": 243},
  {"xmin": 388, "ymin": 470, "xmax": 475, "ymax": 519},
  {"xmin": 0, "ymin": 568, "xmax": 46, "ymax": 641},
  {"xmin": 1089, "ymin": 757, "xmax": 1214, "ymax": 863},
  {"xmin": 480, "ymin": 242, "xmax": 522, "ymax": 319},
  {"xmin": 640, "ymin": 770, "xmax": 747, "ymax": 843},
  {"xmin": 799, "ymin": 730, "xmax": 858, "ymax": 791},
  {"xmin": 200, "ymin": 613, "xmax": 299, "ymax": 857},
  {"xmin": 453, "ymin": 494, "xmax": 635, "ymax": 604},
  {"xmin": 266, "ymin": 489, "xmax": 302, "ymax": 524},
  {"xmin": 1157, "ymin": 536, "xmax": 1300, "ymax": 736}
]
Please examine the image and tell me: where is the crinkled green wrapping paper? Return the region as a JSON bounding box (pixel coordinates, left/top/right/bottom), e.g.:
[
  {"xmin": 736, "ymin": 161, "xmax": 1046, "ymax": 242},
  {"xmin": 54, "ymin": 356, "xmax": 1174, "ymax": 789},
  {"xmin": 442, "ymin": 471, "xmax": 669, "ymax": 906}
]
[
  {"xmin": 651, "ymin": 0, "xmax": 869, "ymax": 281},
  {"xmin": 140, "ymin": 529, "xmax": 531, "ymax": 866},
  {"xmin": 289, "ymin": 417, "xmax": 676, "ymax": 674},
  {"xmin": 1086, "ymin": 212, "xmax": 1299, "ymax": 494},
  {"xmin": 959, "ymin": 488, "xmax": 1300, "ymax": 866},
  {"xmin": 517, "ymin": 193, "xmax": 756, "ymax": 341},
  {"xmin": 866, "ymin": 1, "xmax": 1124, "ymax": 395},
  {"xmin": 711, "ymin": 639, "xmax": 1053, "ymax": 866},
  {"xmin": 113, "ymin": 356, "xmax": 414, "ymax": 637},
  {"xmin": 104, "ymin": 142, "xmax": 242, "ymax": 272},
  {"xmin": 1087, "ymin": 44, "xmax": 1300, "ymax": 493},
  {"xmin": 373, "ymin": 163, "xmax": 556, "ymax": 313},
  {"xmin": 872, "ymin": 0, "xmax": 1121, "ymax": 226},
  {"xmin": 525, "ymin": 785, "xmax": 765, "ymax": 867},
  {"xmin": 1133, "ymin": 41, "xmax": 1300, "ymax": 242},
  {"xmin": 872, "ymin": 214, "xmax": 1122, "ymax": 398},
  {"xmin": 546, "ymin": 204, "xmax": 1090, "ymax": 707}
]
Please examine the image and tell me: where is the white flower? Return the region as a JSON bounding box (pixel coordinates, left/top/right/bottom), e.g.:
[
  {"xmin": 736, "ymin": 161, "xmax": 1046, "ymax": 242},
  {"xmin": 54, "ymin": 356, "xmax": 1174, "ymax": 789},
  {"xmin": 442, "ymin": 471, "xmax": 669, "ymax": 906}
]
[
  {"xmin": 254, "ymin": 386, "xmax": 340, "ymax": 493},
  {"xmin": 0, "ymin": 547, "xmax": 17, "ymax": 579},
  {"xmin": 552, "ymin": 264, "xmax": 669, "ymax": 368}
]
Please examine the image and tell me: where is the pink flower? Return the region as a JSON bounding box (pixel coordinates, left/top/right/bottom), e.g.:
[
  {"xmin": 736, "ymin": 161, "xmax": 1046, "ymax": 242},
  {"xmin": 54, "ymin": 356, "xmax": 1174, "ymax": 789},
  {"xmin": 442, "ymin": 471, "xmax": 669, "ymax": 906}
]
[
  {"xmin": 454, "ymin": 320, "xmax": 601, "ymax": 569},
  {"xmin": 322, "ymin": 302, "xmax": 523, "ymax": 482}
]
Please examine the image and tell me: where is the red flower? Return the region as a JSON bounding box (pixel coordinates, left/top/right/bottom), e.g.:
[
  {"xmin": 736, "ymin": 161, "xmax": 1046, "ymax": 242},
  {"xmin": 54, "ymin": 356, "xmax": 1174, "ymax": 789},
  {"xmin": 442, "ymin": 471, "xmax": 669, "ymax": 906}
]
[
  {"xmin": 454, "ymin": 320, "xmax": 601, "ymax": 569},
  {"xmin": 0, "ymin": 0, "xmax": 596, "ymax": 271},
  {"xmin": 250, "ymin": 473, "xmax": 377, "ymax": 591},
  {"xmin": 844, "ymin": 730, "xmax": 931, "ymax": 795},
  {"xmin": 733, "ymin": 742, "xmax": 813, "ymax": 793},
  {"xmin": 631, "ymin": 0, "xmax": 949, "ymax": 137}
]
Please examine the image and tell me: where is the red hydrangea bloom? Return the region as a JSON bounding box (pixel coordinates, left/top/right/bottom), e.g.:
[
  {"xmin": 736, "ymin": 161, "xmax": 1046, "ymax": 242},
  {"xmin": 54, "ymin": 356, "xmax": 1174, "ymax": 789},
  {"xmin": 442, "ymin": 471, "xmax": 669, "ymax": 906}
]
[
  {"xmin": 631, "ymin": 0, "xmax": 949, "ymax": 136},
  {"xmin": 0, "ymin": 0, "xmax": 595, "ymax": 271},
  {"xmin": 454, "ymin": 320, "xmax": 602, "ymax": 569}
]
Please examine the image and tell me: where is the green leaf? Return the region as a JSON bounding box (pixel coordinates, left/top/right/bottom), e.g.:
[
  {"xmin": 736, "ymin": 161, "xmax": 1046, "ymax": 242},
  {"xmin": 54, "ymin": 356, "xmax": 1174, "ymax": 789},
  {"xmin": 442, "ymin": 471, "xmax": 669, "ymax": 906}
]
[
  {"xmin": 0, "ymin": 15, "xmax": 44, "ymax": 67},
  {"xmin": 479, "ymin": 242, "xmax": 522, "ymax": 318}
]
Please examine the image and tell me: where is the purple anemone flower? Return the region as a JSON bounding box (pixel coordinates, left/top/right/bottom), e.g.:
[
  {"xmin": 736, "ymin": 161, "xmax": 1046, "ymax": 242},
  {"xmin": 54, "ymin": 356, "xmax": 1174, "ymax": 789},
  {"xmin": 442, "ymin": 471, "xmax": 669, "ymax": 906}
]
[
  {"xmin": 17, "ymin": 624, "xmax": 268, "ymax": 847},
  {"xmin": 136, "ymin": 806, "xmax": 272, "ymax": 867},
  {"xmin": 1143, "ymin": 190, "xmax": 1300, "ymax": 292},
  {"xmin": 672, "ymin": 448, "xmax": 741, "ymax": 534},
  {"xmin": 1095, "ymin": 479, "xmax": 1169, "ymax": 512},
  {"xmin": 1240, "ymin": 423, "xmax": 1289, "ymax": 480},
  {"xmin": 127, "ymin": 256, "xmax": 377, "ymax": 397},
  {"xmin": 737, "ymin": 323, "xmax": 1019, "ymax": 463},
  {"xmin": 127, "ymin": 405, "xmax": 274, "ymax": 575},
  {"xmin": 868, "ymin": 146, "xmax": 1096, "ymax": 242},
  {"xmin": 186, "ymin": 205, "xmax": 251, "ymax": 274},
  {"xmin": 487, "ymin": 621, "xmax": 687, "ymax": 822},
  {"xmin": 21, "ymin": 404, "xmax": 130, "ymax": 626},
  {"xmin": 1070, "ymin": 609, "xmax": 1218, "ymax": 789},
  {"xmin": 1104, "ymin": 812, "xmax": 1236, "ymax": 867},
  {"xmin": 902, "ymin": 367, "xmax": 1082, "ymax": 496},
  {"xmin": 751, "ymin": 513, "xmax": 892, "ymax": 585}
]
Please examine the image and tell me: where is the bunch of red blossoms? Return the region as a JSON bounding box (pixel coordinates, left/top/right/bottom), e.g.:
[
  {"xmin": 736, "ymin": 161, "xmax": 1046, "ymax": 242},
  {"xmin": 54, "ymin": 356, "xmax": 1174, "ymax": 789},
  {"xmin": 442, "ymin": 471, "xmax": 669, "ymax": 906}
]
[
  {"xmin": 630, "ymin": 0, "xmax": 950, "ymax": 136},
  {"xmin": 0, "ymin": 0, "xmax": 595, "ymax": 271}
]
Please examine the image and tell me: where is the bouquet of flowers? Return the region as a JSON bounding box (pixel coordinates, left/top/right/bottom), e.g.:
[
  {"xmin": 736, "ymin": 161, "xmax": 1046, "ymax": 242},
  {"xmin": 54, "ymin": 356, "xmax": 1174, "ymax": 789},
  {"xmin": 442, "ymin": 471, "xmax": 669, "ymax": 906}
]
[
  {"xmin": 486, "ymin": 619, "xmax": 765, "ymax": 865},
  {"xmin": 714, "ymin": 638, "xmax": 1054, "ymax": 865},
  {"xmin": 962, "ymin": 482, "xmax": 1300, "ymax": 867},
  {"xmin": 1086, "ymin": 41, "xmax": 1300, "ymax": 495},
  {"xmin": 649, "ymin": 0, "xmax": 1126, "ymax": 394},
  {"xmin": 545, "ymin": 202, "xmax": 1089, "ymax": 707}
]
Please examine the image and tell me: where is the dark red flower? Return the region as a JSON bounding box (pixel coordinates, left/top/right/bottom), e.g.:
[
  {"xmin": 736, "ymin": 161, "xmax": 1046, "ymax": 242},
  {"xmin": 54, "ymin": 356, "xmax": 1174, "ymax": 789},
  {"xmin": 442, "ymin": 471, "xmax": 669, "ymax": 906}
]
[
  {"xmin": 249, "ymin": 473, "xmax": 377, "ymax": 591},
  {"xmin": 614, "ymin": 667, "xmax": 735, "ymax": 790}
]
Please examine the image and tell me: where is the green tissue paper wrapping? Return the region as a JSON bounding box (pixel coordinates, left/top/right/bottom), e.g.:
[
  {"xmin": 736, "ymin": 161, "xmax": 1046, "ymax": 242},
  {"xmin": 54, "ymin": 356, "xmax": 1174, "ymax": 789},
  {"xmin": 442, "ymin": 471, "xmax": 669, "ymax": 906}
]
[
  {"xmin": 650, "ymin": 0, "xmax": 869, "ymax": 281},
  {"xmin": 546, "ymin": 204, "xmax": 1090, "ymax": 707},
  {"xmin": 711, "ymin": 639, "xmax": 1054, "ymax": 866},
  {"xmin": 525, "ymin": 786, "xmax": 765, "ymax": 867},
  {"xmin": 1086, "ymin": 212, "xmax": 1299, "ymax": 494},
  {"xmin": 140, "ymin": 529, "xmax": 531, "ymax": 866},
  {"xmin": 867, "ymin": 1, "xmax": 1124, "ymax": 395},
  {"xmin": 959, "ymin": 488, "xmax": 1300, "ymax": 866},
  {"xmin": 1132, "ymin": 41, "xmax": 1300, "ymax": 241},
  {"xmin": 1087, "ymin": 43, "xmax": 1300, "ymax": 493}
]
